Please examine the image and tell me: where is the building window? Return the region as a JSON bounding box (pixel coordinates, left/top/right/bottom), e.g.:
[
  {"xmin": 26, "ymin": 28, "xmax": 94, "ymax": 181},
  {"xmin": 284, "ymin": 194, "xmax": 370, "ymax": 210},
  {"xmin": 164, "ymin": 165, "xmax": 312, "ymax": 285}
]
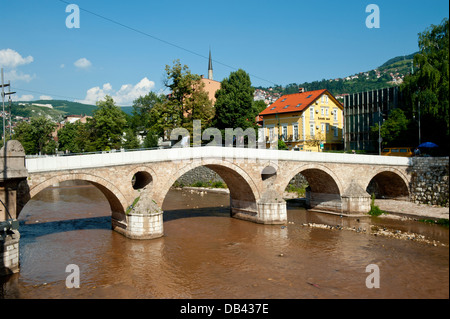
[
  {"xmin": 269, "ymin": 127, "xmax": 274, "ymax": 141},
  {"xmin": 325, "ymin": 108, "xmax": 329, "ymax": 117},
  {"xmin": 321, "ymin": 123, "xmax": 325, "ymax": 132},
  {"xmin": 310, "ymin": 124, "xmax": 315, "ymax": 136},
  {"xmin": 333, "ymin": 108, "xmax": 338, "ymax": 121},
  {"xmin": 310, "ymin": 106, "xmax": 315, "ymax": 120},
  {"xmin": 326, "ymin": 123, "xmax": 330, "ymax": 132},
  {"xmin": 282, "ymin": 125, "xmax": 288, "ymax": 140},
  {"xmin": 321, "ymin": 107, "xmax": 325, "ymax": 116},
  {"xmin": 333, "ymin": 126, "xmax": 339, "ymax": 137},
  {"xmin": 293, "ymin": 124, "xmax": 299, "ymax": 141}
]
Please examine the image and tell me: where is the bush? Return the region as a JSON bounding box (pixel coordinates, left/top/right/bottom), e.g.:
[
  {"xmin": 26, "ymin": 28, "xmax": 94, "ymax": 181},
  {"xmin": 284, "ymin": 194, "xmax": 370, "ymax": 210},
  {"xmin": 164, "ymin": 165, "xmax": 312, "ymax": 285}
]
[{"xmin": 368, "ymin": 193, "xmax": 387, "ymax": 217}]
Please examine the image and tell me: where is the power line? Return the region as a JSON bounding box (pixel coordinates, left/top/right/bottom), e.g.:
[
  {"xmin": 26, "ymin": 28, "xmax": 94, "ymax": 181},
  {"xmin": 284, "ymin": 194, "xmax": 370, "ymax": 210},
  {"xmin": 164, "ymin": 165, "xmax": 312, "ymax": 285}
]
[
  {"xmin": 12, "ymin": 87, "xmax": 82, "ymax": 102},
  {"xmin": 57, "ymin": 0, "xmax": 277, "ymax": 86}
]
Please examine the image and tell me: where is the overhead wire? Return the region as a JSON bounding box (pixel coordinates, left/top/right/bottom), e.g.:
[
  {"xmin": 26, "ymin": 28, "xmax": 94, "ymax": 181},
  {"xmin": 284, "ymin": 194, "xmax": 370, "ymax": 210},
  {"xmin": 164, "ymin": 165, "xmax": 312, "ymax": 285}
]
[{"xmin": 56, "ymin": 0, "xmax": 278, "ymax": 86}]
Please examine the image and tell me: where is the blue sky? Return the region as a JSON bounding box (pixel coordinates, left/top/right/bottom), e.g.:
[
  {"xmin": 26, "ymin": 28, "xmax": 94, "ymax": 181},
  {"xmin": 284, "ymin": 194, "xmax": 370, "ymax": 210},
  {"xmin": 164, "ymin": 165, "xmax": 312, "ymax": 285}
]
[{"xmin": 1, "ymin": 0, "xmax": 448, "ymax": 106}]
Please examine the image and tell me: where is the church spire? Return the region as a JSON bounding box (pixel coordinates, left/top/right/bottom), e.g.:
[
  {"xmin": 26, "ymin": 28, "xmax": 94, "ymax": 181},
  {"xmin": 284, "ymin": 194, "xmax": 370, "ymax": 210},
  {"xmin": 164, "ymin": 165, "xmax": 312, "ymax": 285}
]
[{"xmin": 208, "ymin": 48, "xmax": 213, "ymax": 80}]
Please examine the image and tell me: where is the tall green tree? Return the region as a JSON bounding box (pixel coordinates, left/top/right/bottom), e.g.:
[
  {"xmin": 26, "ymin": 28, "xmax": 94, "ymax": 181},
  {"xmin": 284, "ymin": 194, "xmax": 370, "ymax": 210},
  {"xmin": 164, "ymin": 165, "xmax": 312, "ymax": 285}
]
[
  {"xmin": 57, "ymin": 120, "xmax": 96, "ymax": 153},
  {"xmin": 13, "ymin": 116, "xmax": 56, "ymax": 155},
  {"xmin": 401, "ymin": 18, "xmax": 449, "ymax": 152},
  {"xmin": 213, "ymin": 69, "xmax": 256, "ymax": 132},
  {"xmin": 152, "ymin": 60, "xmax": 214, "ymax": 137},
  {"xmin": 130, "ymin": 91, "xmax": 166, "ymax": 133},
  {"xmin": 370, "ymin": 108, "xmax": 411, "ymax": 148},
  {"xmin": 91, "ymin": 95, "xmax": 127, "ymax": 151}
]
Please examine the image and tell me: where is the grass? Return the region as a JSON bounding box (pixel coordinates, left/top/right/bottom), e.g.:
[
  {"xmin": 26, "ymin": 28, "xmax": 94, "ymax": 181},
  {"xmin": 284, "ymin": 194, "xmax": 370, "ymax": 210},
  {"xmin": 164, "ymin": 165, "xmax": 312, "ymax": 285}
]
[
  {"xmin": 175, "ymin": 180, "xmax": 228, "ymax": 189},
  {"xmin": 126, "ymin": 196, "xmax": 140, "ymax": 214},
  {"xmin": 368, "ymin": 193, "xmax": 388, "ymax": 217},
  {"xmin": 286, "ymin": 184, "xmax": 307, "ymax": 197},
  {"xmin": 418, "ymin": 218, "xmax": 449, "ymax": 227}
]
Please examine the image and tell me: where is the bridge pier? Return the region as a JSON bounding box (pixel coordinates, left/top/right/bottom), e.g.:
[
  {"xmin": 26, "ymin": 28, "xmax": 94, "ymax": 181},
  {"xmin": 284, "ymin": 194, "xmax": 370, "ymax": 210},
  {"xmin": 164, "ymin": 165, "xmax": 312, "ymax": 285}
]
[
  {"xmin": 341, "ymin": 180, "xmax": 371, "ymax": 215},
  {"xmin": 1, "ymin": 140, "xmax": 28, "ymax": 276},
  {"xmin": 230, "ymin": 188, "xmax": 287, "ymax": 225},
  {"xmin": 112, "ymin": 189, "xmax": 164, "ymax": 240}
]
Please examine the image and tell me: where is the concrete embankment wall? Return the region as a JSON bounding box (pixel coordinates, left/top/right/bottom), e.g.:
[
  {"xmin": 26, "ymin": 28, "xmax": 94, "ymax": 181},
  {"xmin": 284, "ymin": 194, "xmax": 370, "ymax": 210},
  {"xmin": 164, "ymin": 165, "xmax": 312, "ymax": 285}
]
[{"xmin": 409, "ymin": 157, "xmax": 449, "ymax": 207}]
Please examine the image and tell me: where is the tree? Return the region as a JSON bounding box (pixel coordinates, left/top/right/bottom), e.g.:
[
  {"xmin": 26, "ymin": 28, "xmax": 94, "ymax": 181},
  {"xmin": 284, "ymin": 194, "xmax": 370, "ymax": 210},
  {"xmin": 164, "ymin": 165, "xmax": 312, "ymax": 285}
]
[
  {"xmin": 122, "ymin": 128, "xmax": 140, "ymax": 149},
  {"xmin": 143, "ymin": 130, "xmax": 159, "ymax": 148},
  {"xmin": 370, "ymin": 108, "xmax": 411, "ymax": 148},
  {"xmin": 152, "ymin": 60, "xmax": 214, "ymax": 138},
  {"xmin": 214, "ymin": 69, "xmax": 256, "ymax": 133},
  {"xmin": 13, "ymin": 117, "xmax": 56, "ymax": 155},
  {"xmin": 253, "ymin": 100, "xmax": 268, "ymax": 115},
  {"xmin": 401, "ymin": 18, "xmax": 449, "ymax": 153},
  {"xmin": 305, "ymin": 132, "xmax": 326, "ymax": 152},
  {"xmin": 91, "ymin": 95, "xmax": 127, "ymax": 151},
  {"xmin": 130, "ymin": 92, "xmax": 166, "ymax": 133}
]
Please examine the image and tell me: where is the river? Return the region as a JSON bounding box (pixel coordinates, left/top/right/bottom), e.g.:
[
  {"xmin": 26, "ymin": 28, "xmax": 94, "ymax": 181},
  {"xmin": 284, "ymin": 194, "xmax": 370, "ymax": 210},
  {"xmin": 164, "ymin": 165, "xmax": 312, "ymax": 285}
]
[{"xmin": 1, "ymin": 181, "xmax": 448, "ymax": 299}]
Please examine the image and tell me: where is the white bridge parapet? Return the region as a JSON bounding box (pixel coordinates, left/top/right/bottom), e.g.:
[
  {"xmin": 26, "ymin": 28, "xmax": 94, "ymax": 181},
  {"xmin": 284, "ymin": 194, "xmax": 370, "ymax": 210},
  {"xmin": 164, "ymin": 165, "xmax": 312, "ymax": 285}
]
[{"xmin": 25, "ymin": 147, "xmax": 411, "ymax": 173}]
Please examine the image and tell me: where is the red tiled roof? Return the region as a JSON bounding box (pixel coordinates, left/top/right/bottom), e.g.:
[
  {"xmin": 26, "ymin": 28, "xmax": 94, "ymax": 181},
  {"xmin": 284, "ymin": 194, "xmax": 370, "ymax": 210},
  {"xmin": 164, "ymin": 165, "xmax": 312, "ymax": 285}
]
[{"xmin": 258, "ymin": 89, "xmax": 327, "ymax": 116}]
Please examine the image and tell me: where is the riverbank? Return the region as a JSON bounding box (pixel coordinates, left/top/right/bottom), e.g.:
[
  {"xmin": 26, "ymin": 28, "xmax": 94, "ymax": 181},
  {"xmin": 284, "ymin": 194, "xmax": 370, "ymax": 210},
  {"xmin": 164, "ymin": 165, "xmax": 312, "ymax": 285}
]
[
  {"xmin": 374, "ymin": 199, "xmax": 449, "ymax": 221},
  {"xmin": 174, "ymin": 187, "xmax": 449, "ymax": 222}
]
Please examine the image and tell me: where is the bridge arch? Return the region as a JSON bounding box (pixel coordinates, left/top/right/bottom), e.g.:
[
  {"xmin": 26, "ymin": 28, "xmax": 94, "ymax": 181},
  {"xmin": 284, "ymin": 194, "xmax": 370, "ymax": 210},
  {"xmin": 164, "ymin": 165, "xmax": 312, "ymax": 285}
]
[
  {"xmin": 279, "ymin": 163, "xmax": 344, "ymax": 212},
  {"xmin": 366, "ymin": 168, "xmax": 410, "ymax": 199},
  {"xmin": 24, "ymin": 173, "xmax": 128, "ymax": 219},
  {"xmin": 155, "ymin": 159, "xmax": 260, "ymax": 209},
  {"xmin": 280, "ymin": 163, "xmax": 344, "ymax": 196}
]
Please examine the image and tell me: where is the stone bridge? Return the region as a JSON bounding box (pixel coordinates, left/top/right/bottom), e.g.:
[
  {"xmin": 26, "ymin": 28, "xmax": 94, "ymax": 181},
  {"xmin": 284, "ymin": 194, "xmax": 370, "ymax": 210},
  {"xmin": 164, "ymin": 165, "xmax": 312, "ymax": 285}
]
[{"xmin": 17, "ymin": 146, "xmax": 412, "ymax": 239}]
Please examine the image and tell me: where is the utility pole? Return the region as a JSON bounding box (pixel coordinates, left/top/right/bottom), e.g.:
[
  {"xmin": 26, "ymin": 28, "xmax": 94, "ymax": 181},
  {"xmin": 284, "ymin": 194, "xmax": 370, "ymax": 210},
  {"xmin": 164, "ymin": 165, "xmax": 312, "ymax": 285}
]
[
  {"xmin": 418, "ymin": 100, "xmax": 421, "ymax": 145},
  {"xmin": 1, "ymin": 68, "xmax": 10, "ymax": 143},
  {"xmin": 5, "ymin": 81, "xmax": 16, "ymax": 139}
]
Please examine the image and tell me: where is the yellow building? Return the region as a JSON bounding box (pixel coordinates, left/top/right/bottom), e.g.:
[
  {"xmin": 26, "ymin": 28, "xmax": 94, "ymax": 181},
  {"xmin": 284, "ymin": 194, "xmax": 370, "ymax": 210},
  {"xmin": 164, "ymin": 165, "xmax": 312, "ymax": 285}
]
[{"xmin": 259, "ymin": 89, "xmax": 344, "ymax": 151}]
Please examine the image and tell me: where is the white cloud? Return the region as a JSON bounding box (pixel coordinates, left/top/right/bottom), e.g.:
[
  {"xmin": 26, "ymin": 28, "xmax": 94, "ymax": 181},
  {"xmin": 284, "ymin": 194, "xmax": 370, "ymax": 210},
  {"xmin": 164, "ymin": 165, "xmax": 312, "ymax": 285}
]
[
  {"xmin": 74, "ymin": 58, "xmax": 92, "ymax": 69},
  {"xmin": 17, "ymin": 94, "xmax": 35, "ymax": 101},
  {"xmin": 0, "ymin": 49, "xmax": 35, "ymax": 83},
  {"xmin": 0, "ymin": 48, "xmax": 33, "ymax": 68},
  {"xmin": 77, "ymin": 77, "xmax": 155, "ymax": 106},
  {"xmin": 39, "ymin": 95, "xmax": 53, "ymax": 100},
  {"xmin": 5, "ymin": 69, "xmax": 36, "ymax": 82}
]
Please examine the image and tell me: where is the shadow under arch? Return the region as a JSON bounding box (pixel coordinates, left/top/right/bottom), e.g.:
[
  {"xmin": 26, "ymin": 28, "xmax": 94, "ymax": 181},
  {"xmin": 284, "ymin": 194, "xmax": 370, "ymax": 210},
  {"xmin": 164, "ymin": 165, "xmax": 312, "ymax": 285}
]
[
  {"xmin": 281, "ymin": 164, "xmax": 343, "ymax": 212},
  {"xmin": 22, "ymin": 174, "xmax": 128, "ymax": 223},
  {"xmin": 366, "ymin": 169, "xmax": 410, "ymax": 199},
  {"xmin": 158, "ymin": 160, "xmax": 260, "ymax": 220}
]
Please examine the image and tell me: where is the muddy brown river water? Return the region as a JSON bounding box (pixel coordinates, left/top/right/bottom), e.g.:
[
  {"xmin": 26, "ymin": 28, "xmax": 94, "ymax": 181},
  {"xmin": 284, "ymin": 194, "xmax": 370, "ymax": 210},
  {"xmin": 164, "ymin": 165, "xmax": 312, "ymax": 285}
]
[{"xmin": 1, "ymin": 181, "xmax": 448, "ymax": 299}]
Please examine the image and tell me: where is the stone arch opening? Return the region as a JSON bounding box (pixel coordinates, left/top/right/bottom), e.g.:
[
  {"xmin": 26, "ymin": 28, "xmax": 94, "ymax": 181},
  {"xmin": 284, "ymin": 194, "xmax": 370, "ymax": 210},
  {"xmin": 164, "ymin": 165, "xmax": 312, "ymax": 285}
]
[
  {"xmin": 22, "ymin": 175, "xmax": 127, "ymax": 224},
  {"xmin": 132, "ymin": 171, "xmax": 153, "ymax": 190},
  {"xmin": 159, "ymin": 162, "xmax": 259, "ymax": 223},
  {"xmin": 282, "ymin": 166, "xmax": 342, "ymax": 212},
  {"xmin": 367, "ymin": 171, "xmax": 409, "ymax": 200}
]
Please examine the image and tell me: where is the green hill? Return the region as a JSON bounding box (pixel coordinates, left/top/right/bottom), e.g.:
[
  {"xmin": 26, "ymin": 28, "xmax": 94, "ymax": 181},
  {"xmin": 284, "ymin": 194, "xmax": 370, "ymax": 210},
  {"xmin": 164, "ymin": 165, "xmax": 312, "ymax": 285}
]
[
  {"xmin": 256, "ymin": 52, "xmax": 419, "ymax": 97},
  {"xmin": 10, "ymin": 99, "xmax": 134, "ymax": 122}
]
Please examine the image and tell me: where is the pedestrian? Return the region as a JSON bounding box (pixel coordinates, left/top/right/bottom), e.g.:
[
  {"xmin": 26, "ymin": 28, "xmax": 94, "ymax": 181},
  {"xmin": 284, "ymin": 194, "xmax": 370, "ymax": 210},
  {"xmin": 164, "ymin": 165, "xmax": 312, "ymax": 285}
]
[{"xmin": 414, "ymin": 148, "xmax": 421, "ymax": 156}]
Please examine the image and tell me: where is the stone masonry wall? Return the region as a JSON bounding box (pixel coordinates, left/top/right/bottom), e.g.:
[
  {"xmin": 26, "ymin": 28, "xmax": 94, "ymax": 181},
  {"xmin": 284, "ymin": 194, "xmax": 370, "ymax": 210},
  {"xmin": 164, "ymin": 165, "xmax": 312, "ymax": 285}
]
[
  {"xmin": 410, "ymin": 157, "xmax": 449, "ymax": 207},
  {"xmin": 175, "ymin": 166, "xmax": 224, "ymax": 186},
  {"xmin": 176, "ymin": 166, "xmax": 309, "ymax": 190}
]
